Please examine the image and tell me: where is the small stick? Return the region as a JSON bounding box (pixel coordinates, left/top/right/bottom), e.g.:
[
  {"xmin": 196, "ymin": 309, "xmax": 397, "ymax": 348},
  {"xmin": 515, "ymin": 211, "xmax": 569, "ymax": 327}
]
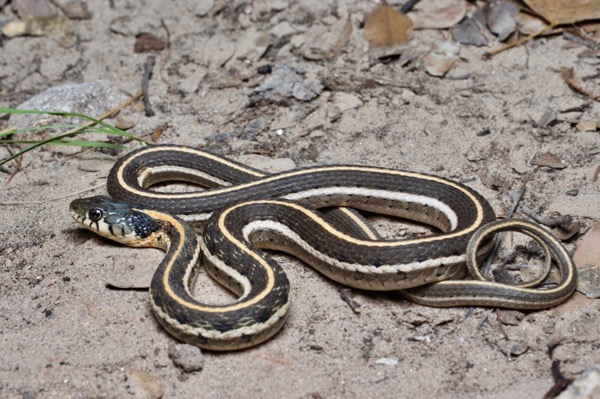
[
  {"xmin": 521, "ymin": 207, "xmax": 574, "ymax": 232},
  {"xmin": 142, "ymin": 56, "xmax": 156, "ymax": 117},
  {"xmin": 563, "ymin": 30, "xmax": 600, "ymax": 51},
  {"xmin": 560, "ymin": 67, "xmax": 600, "ymax": 102},
  {"xmin": 480, "ymin": 180, "xmax": 527, "ymax": 278},
  {"xmin": 399, "ymin": 0, "xmax": 420, "ymax": 13},
  {"xmin": 483, "ymin": 24, "xmax": 557, "ymax": 59},
  {"xmin": 495, "ymin": 309, "xmax": 509, "ymax": 339},
  {"xmin": 0, "ymin": 181, "xmax": 106, "ymax": 205},
  {"xmin": 542, "ymin": 361, "xmax": 572, "ymax": 399},
  {"xmin": 467, "ymin": 180, "xmax": 527, "ymax": 320}
]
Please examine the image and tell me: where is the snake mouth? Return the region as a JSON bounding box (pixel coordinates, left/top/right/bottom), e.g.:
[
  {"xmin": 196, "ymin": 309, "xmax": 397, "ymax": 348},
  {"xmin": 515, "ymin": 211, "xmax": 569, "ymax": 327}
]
[
  {"xmin": 69, "ymin": 196, "xmax": 117, "ymax": 239},
  {"xmin": 70, "ymin": 208, "xmax": 87, "ymax": 226},
  {"xmin": 69, "ymin": 199, "xmax": 87, "ymax": 221}
]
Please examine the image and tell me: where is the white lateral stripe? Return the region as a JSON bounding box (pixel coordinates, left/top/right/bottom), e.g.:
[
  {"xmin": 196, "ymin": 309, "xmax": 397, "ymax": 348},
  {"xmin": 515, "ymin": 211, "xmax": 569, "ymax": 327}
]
[
  {"xmin": 283, "ymin": 187, "xmax": 458, "ymax": 230},
  {"xmin": 241, "ymin": 220, "xmax": 465, "ymax": 274},
  {"xmin": 199, "ymin": 239, "xmax": 252, "ymax": 299}
]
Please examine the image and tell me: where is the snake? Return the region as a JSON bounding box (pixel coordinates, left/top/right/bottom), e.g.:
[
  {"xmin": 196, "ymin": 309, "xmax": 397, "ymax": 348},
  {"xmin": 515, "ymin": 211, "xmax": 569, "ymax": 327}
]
[{"xmin": 69, "ymin": 145, "xmax": 577, "ymax": 350}]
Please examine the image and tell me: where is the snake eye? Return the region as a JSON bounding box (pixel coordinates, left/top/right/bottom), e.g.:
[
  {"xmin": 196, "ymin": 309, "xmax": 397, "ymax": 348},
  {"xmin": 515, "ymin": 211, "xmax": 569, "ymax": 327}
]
[{"xmin": 88, "ymin": 208, "xmax": 104, "ymax": 222}]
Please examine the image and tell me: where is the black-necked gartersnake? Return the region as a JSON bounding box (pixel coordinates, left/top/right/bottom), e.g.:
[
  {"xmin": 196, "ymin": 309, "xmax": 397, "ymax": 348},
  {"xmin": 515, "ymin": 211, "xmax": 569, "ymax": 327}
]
[{"xmin": 69, "ymin": 145, "xmax": 577, "ymax": 350}]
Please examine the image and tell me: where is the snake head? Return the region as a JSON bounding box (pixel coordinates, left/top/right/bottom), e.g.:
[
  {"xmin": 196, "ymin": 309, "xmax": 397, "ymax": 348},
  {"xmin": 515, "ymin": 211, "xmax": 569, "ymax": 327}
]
[{"xmin": 70, "ymin": 195, "xmax": 162, "ymax": 247}]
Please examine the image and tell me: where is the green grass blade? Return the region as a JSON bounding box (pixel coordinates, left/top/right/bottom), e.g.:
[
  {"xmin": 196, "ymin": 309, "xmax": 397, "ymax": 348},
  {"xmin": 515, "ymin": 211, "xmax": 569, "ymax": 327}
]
[
  {"xmin": 0, "ymin": 107, "xmax": 149, "ymax": 166},
  {"xmin": 0, "ymin": 107, "xmax": 146, "ymax": 142}
]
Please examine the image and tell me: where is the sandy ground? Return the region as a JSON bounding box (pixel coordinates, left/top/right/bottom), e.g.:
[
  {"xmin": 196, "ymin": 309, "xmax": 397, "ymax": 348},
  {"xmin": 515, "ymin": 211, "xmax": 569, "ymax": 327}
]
[{"xmin": 1, "ymin": 1, "xmax": 600, "ymax": 398}]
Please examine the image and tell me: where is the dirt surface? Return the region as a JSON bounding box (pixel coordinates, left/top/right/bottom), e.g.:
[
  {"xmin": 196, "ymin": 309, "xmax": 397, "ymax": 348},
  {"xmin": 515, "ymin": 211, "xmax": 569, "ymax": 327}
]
[{"xmin": 1, "ymin": 1, "xmax": 600, "ymax": 398}]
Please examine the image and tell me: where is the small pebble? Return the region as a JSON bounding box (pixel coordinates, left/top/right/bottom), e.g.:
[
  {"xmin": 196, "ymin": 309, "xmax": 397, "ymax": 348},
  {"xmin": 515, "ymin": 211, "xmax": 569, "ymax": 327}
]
[
  {"xmin": 168, "ymin": 343, "xmax": 204, "ymax": 373},
  {"xmin": 566, "ymin": 189, "xmax": 579, "ymax": 196},
  {"xmin": 126, "ymin": 368, "xmax": 164, "ymax": 399},
  {"xmin": 498, "ymin": 339, "xmax": 528, "ymax": 358},
  {"xmin": 375, "ymin": 357, "xmax": 399, "ymax": 366}
]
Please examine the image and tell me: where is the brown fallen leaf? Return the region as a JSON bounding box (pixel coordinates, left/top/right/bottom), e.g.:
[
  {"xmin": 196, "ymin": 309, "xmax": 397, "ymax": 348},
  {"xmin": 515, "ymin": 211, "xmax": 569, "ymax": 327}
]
[
  {"xmin": 532, "ymin": 152, "xmax": 566, "ymax": 169},
  {"xmin": 573, "ymin": 223, "xmax": 600, "ymax": 268},
  {"xmin": 552, "ymin": 291, "xmax": 590, "ymax": 318},
  {"xmin": 576, "ymin": 120, "xmax": 597, "ymax": 132},
  {"xmin": 114, "ymin": 117, "xmax": 135, "ymax": 130},
  {"xmin": 364, "ymin": 2, "xmax": 413, "ymax": 58},
  {"xmin": 134, "ymin": 33, "xmax": 166, "ymax": 53},
  {"xmin": 552, "ymin": 222, "xmax": 581, "ymax": 241},
  {"xmin": 151, "ymin": 126, "xmax": 164, "ymax": 143},
  {"xmin": 485, "ymin": 0, "xmax": 600, "ymax": 58},
  {"xmin": 515, "ymin": 11, "xmax": 550, "ymax": 35},
  {"xmin": 523, "ymin": 0, "xmax": 600, "ymax": 25},
  {"xmin": 420, "ymin": 41, "xmax": 460, "ymax": 77}
]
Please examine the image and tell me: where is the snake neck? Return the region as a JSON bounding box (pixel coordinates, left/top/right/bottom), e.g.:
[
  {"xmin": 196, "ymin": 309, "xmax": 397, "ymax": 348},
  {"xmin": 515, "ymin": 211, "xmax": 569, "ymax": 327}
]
[{"xmin": 133, "ymin": 209, "xmax": 179, "ymax": 251}]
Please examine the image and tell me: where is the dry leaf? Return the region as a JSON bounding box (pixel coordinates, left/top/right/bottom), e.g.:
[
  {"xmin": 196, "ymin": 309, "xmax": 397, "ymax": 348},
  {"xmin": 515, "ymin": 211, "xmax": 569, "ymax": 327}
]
[
  {"xmin": 532, "ymin": 152, "xmax": 566, "ymax": 169},
  {"xmin": 151, "ymin": 126, "xmax": 164, "ymax": 143},
  {"xmin": 576, "ymin": 120, "xmax": 597, "ymax": 132},
  {"xmin": 364, "ymin": 2, "xmax": 412, "ymax": 58},
  {"xmin": 59, "ymin": 1, "xmax": 93, "ymax": 20},
  {"xmin": 516, "ymin": 11, "xmax": 549, "ymax": 35},
  {"xmin": 451, "ymin": 10, "xmax": 495, "ymax": 47},
  {"xmin": 553, "ymin": 222, "xmax": 581, "ymax": 240},
  {"xmin": 303, "ymin": 18, "xmax": 352, "ymax": 61},
  {"xmin": 2, "ymin": 15, "xmax": 70, "ymax": 37},
  {"xmin": 421, "ymin": 41, "xmax": 460, "ymax": 77},
  {"xmin": 185, "ymin": 0, "xmax": 214, "ymax": 16},
  {"xmin": 560, "ymin": 67, "xmax": 600, "ymax": 102},
  {"xmin": 134, "ymin": 33, "xmax": 166, "ymax": 53},
  {"xmin": 483, "ymin": 0, "xmax": 520, "ymax": 41},
  {"xmin": 552, "ymin": 291, "xmax": 590, "ymax": 318},
  {"xmin": 114, "ymin": 117, "xmax": 135, "ymax": 130},
  {"xmin": 537, "ymin": 107, "xmax": 556, "ymax": 127},
  {"xmin": 576, "ymin": 266, "xmax": 600, "ymax": 298},
  {"xmin": 573, "ymin": 223, "xmax": 600, "ymax": 268},
  {"xmin": 251, "ymin": 64, "xmax": 323, "ymax": 102},
  {"xmin": 12, "ymin": 0, "xmax": 56, "ymax": 18},
  {"xmin": 411, "ymin": 0, "xmax": 468, "ymax": 30},
  {"xmin": 232, "ymin": 28, "xmax": 270, "ymax": 62},
  {"xmin": 523, "ymin": 0, "xmax": 600, "ymax": 25}
]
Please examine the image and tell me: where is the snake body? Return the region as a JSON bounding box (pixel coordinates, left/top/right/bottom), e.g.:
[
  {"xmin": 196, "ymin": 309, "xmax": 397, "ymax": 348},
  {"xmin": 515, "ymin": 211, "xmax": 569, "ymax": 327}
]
[{"xmin": 69, "ymin": 145, "xmax": 576, "ymax": 350}]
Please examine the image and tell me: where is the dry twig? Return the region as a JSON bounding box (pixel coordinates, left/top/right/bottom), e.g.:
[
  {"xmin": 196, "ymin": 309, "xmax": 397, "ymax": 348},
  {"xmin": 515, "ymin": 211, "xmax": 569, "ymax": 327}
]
[
  {"xmin": 142, "ymin": 56, "xmax": 156, "ymax": 117},
  {"xmin": 0, "ymin": 181, "xmax": 106, "ymax": 205},
  {"xmin": 560, "ymin": 67, "xmax": 600, "ymax": 102},
  {"xmin": 483, "ymin": 24, "xmax": 557, "ymax": 59}
]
